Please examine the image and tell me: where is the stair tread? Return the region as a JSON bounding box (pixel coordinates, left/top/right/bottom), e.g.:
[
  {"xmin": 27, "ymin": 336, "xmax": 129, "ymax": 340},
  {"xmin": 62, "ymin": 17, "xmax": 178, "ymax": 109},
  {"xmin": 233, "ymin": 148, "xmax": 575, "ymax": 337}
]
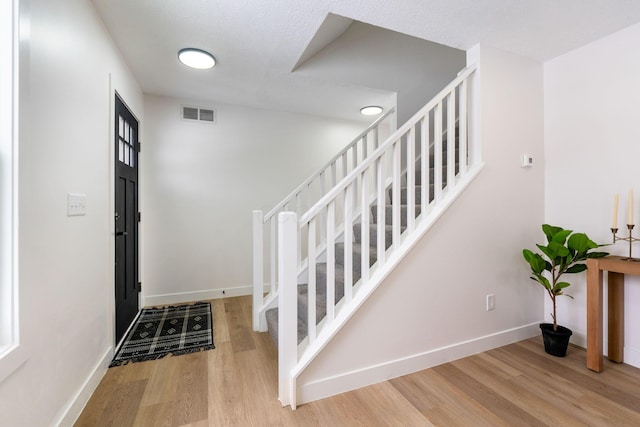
[
  {"xmin": 335, "ymin": 242, "xmax": 378, "ymax": 265},
  {"xmin": 266, "ymin": 160, "xmax": 461, "ymax": 346}
]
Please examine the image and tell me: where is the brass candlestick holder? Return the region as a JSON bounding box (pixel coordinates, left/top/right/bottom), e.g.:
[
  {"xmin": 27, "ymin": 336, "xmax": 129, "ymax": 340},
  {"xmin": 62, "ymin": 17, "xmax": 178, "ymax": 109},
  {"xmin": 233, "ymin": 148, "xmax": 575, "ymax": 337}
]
[{"xmin": 611, "ymin": 224, "xmax": 640, "ymax": 261}]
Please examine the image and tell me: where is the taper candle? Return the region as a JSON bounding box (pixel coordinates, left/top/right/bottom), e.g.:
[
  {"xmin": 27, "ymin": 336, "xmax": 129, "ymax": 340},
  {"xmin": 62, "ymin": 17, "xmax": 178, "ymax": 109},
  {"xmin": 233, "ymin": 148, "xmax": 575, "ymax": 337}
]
[
  {"xmin": 613, "ymin": 194, "xmax": 619, "ymax": 228},
  {"xmin": 629, "ymin": 189, "xmax": 634, "ymax": 225}
]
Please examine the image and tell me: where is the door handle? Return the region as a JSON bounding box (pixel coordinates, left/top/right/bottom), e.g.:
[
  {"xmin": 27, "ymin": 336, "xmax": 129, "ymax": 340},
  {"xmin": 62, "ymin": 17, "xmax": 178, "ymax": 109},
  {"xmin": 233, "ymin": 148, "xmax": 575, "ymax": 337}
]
[{"xmin": 116, "ymin": 231, "xmax": 128, "ymax": 236}]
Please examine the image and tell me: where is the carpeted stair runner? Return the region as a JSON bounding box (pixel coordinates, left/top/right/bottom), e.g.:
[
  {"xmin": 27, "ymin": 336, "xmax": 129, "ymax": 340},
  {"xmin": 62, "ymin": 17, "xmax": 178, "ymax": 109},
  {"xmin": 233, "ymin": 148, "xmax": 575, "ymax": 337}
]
[{"xmin": 265, "ymin": 137, "xmax": 459, "ymax": 346}]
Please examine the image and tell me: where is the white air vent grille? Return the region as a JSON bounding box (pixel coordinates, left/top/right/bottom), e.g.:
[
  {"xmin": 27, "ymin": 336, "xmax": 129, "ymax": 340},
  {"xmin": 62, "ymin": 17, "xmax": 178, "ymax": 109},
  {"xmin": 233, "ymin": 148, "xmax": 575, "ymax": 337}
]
[
  {"xmin": 199, "ymin": 109, "xmax": 215, "ymax": 122},
  {"xmin": 183, "ymin": 106, "xmax": 198, "ymax": 120},
  {"xmin": 182, "ymin": 105, "xmax": 217, "ymax": 124}
]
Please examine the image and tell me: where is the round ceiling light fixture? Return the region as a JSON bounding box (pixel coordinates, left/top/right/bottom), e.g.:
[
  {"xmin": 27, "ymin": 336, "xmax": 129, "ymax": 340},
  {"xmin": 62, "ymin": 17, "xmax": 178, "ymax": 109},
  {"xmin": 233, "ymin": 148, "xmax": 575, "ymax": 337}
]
[
  {"xmin": 178, "ymin": 48, "xmax": 216, "ymax": 70},
  {"xmin": 360, "ymin": 105, "xmax": 383, "ymax": 116}
]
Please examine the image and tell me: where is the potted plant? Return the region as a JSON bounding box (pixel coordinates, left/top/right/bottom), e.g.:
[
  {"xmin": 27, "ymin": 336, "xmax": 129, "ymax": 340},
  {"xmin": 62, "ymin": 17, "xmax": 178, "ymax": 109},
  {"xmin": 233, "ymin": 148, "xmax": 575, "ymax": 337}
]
[{"xmin": 522, "ymin": 224, "xmax": 608, "ymax": 357}]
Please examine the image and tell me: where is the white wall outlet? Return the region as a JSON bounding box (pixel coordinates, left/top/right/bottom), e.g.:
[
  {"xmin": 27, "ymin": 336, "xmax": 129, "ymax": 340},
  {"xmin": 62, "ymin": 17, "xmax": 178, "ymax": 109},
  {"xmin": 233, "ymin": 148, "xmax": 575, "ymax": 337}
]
[
  {"xmin": 67, "ymin": 193, "xmax": 87, "ymax": 216},
  {"xmin": 486, "ymin": 294, "xmax": 495, "ymax": 311},
  {"xmin": 521, "ymin": 154, "xmax": 534, "ymax": 167}
]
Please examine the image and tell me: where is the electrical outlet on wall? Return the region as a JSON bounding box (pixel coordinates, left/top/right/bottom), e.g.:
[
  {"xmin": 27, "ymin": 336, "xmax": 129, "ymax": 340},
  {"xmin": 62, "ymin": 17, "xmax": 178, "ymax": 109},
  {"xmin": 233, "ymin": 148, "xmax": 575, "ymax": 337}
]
[{"xmin": 486, "ymin": 294, "xmax": 495, "ymax": 311}]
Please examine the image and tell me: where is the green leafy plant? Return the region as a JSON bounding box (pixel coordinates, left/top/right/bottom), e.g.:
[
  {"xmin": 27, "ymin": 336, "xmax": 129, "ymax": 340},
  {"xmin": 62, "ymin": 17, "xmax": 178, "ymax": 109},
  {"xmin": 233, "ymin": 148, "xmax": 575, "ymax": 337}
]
[{"xmin": 522, "ymin": 224, "xmax": 608, "ymax": 331}]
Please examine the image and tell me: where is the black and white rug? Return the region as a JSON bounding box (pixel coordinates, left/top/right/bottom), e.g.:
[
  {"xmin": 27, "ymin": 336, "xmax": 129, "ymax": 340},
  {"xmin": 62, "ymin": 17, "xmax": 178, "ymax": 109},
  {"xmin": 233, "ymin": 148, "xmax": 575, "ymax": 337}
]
[{"xmin": 110, "ymin": 301, "xmax": 214, "ymax": 367}]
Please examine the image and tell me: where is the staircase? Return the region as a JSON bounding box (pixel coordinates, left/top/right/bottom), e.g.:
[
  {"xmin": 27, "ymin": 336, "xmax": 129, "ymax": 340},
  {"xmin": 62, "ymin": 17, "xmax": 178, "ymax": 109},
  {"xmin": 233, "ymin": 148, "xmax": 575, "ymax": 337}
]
[
  {"xmin": 264, "ymin": 143, "xmax": 454, "ymax": 346},
  {"xmin": 252, "ymin": 64, "xmax": 481, "ymax": 409}
]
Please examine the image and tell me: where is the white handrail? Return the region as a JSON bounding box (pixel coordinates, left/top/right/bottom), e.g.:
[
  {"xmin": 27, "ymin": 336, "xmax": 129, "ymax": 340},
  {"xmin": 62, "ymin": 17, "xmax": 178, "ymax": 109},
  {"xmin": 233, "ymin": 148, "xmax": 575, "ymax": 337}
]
[
  {"xmin": 264, "ymin": 107, "xmax": 396, "ymax": 220},
  {"xmin": 278, "ymin": 64, "xmax": 480, "ymax": 408},
  {"xmin": 253, "ymin": 106, "xmax": 396, "ymax": 332},
  {"xmin": 300, "ymin": 65, "xmax": 476, "ymax": 224}
]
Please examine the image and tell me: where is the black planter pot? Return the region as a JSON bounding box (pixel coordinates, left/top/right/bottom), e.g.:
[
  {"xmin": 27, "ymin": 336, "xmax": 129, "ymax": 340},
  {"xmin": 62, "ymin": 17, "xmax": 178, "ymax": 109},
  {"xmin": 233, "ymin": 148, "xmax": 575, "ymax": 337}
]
[{"xmin": 540, "ymin": 323, "xmax": 572, "ymax": 357}]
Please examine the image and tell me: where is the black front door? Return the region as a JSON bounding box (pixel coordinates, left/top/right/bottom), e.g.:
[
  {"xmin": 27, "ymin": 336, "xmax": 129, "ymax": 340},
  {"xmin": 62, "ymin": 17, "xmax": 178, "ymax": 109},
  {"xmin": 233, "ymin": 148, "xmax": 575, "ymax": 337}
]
[{"xmin": 114, "ymin": 95, "xmax": 139, "ymax": 343}]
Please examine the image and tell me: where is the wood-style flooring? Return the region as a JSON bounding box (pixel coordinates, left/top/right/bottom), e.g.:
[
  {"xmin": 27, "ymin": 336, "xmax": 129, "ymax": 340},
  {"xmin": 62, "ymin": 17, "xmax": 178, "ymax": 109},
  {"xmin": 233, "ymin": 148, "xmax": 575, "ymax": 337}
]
[{"xmin": 75, "ymin": 296, "xmax": 640, "ymax": 426}]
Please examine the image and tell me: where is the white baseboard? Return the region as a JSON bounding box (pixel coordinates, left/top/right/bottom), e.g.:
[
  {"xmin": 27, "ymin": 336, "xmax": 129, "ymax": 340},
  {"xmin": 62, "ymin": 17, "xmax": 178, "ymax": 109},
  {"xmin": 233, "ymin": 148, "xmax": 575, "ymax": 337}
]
[
  {"xmin": 570, "ymin": 329, "xmax": 587, "ymax": 349},
  {"xmin": 297, "ymin": 322, "xmax": 540, "ymax": 404},
  {"xmin": 625, "ymin": 346, "xmax": 640, "ymax": 368},
  {"xmin": 53, "ymin": 346, "xmax": 112, "ymax": 427},
  {"xmin": 143, "ymin": 284, "xmax": 257, "ymax": 307}
]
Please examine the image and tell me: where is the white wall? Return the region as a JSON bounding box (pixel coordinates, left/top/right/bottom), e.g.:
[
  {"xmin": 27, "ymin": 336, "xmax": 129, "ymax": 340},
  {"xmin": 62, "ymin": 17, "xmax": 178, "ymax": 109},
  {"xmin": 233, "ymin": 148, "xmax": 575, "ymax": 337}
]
[
  {"xmin": 0, "ymin": 0, "xmax": 143, "ymax": 425},
  {"xmin": 141, "ymin": 95, "xmax": 366, "ymax": 305},
  {"xmin": 294, "ymin": 20, "xmax": 466, "ymax": 124},
  {"xmin": 545, "ymin": 23, "xmax": 640, "ymax": 368},
  {"xmin": 297, "ymin": 45, "xmax": 546, "ymax": 403}
]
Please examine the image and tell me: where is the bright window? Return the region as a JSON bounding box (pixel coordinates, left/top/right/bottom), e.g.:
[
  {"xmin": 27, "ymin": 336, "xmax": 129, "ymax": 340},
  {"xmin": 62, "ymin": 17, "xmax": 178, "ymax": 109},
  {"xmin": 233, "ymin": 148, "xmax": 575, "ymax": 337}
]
[{"xmin": 0, "ymin": 0, "xmax": 25, "ymax": 383}]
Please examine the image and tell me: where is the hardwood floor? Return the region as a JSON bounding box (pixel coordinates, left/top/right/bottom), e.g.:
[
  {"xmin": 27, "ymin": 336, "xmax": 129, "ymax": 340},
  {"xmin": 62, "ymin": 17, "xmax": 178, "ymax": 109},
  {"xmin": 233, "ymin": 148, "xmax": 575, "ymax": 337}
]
[{"xmin": 75, "ymin": 296, "xmax": 640, "ymax": 426}]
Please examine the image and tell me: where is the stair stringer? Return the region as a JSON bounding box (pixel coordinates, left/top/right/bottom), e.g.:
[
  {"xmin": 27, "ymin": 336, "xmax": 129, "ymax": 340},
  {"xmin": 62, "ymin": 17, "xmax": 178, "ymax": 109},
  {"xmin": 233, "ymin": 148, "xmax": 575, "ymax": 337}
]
[{"xmin": 288, "ymin": 161, "xmax": 484, "ymax": 407}]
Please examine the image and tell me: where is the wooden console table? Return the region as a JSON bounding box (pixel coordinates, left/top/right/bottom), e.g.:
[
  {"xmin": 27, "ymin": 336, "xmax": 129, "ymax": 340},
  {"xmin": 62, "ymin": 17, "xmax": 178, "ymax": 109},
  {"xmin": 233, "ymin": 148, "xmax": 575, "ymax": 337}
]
[{"xmin": 586, "ymin": 255, "xmax": 640, "ymax": 372}]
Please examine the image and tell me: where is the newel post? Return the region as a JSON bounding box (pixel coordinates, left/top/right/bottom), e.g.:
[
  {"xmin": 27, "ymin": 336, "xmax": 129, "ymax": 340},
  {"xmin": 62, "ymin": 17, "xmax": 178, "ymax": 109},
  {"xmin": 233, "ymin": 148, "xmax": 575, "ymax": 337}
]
[
  {"xmin": 278, "ymin": 211, "xmax": 298, "ymax": 408},
  {"xmin": 467, "ymin": 66, "xmax": 481, "ymax": 167},
  {"xmin": 252, "ymin": 210, "xmax": 264, "ymax": 331}
]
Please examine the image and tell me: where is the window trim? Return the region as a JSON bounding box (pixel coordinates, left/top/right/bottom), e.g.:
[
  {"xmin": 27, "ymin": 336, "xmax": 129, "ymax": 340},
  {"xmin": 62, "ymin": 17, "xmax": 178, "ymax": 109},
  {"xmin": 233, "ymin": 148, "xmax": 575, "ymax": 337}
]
[{"xmin": 0, "ymin": 0, "xmax": 26, "ymax": 383}]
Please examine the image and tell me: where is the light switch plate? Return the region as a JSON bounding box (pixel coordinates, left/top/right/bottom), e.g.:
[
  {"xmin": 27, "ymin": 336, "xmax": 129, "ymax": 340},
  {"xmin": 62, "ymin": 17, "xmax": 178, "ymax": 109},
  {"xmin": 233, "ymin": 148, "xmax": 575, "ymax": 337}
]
[{"xmin": 67, "ymin": 193, "xmax": 87, "ymax": 216}]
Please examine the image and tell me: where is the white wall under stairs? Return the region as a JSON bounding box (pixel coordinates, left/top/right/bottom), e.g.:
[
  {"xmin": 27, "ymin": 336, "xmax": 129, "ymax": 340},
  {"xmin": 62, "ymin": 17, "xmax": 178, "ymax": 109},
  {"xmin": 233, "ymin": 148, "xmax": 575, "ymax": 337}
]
[{"xmin": 296, "ymin": 44, "xmax": 546, "ymax": 404}]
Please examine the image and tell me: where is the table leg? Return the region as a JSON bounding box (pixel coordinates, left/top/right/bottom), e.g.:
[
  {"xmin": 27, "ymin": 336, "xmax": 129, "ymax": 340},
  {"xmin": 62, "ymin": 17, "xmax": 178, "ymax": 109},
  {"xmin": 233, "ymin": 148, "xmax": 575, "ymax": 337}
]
[
  {"xmin": 587, "ymin": 260, "xmax": 603, "ymax": 372},
  {"xmin": 608, "ymin": 271, "xmax": 624, "ymax": 363}
]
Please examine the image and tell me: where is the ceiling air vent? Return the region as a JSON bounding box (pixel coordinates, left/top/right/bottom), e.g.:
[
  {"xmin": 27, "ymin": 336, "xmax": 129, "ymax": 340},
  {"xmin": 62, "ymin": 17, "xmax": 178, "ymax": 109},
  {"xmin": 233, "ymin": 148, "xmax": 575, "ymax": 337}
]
[{"xmin": 182, "ymin": 105, "xmax": 217, "ymax": 124}]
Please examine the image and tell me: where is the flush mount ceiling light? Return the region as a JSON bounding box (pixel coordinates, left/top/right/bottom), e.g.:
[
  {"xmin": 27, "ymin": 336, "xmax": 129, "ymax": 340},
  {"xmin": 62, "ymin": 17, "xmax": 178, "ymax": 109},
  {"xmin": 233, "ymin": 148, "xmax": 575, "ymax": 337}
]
[
  {"xmin": 178, "ymin": 48, "xmax": 216, "ymax": 69},
  {"xmin": 360, "ymin": 105, "xmax": 383, "ymax": 116}
]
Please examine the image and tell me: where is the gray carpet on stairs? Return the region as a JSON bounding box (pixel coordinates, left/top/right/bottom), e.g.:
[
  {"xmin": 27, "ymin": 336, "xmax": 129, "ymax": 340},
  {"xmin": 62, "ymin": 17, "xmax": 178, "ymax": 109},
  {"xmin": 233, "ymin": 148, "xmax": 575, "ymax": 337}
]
[{"xmin": 265, "ymin": 141, "xmax": 458, "ymax": 347}]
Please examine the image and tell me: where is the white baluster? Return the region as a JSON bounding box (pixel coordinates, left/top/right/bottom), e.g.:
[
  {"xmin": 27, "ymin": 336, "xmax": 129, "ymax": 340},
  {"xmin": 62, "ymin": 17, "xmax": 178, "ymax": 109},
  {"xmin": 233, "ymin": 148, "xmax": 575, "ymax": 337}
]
[
  {"xmin": 319, "ymin": 171, "xmax": 326, "ymax": 243},
  {"xmin": 326, "ymin": 202, "xmax": 336, "ymax": 323},
  {"xmin": 296, "ymin": 193, "xmax": 302, "ymax": 266},
  {"xmin": 392, "ymin": 139, "xmax": 401, "ymax": 248},
  {"xmin": 421, "ymin": 114, "xmax": 429, "ymax": 214},
  {"xmin": 270, "ymin": 216, "xmax": 277, "ymax": 291},
  {"xmin": 352, "ymin": 144, "xmax": 359, "ymax": 208},
  {"xmin": 352, "ymin": 143, "xmax": 358, "ymax": 173},
  {"xmin": 307, "ymin": 218, "xmax": 317, "ymax": 344},
  {"xmin": 363, "ymin": 134, "xmax": 368, "ymax": 159},
  {"xmin": 459, "ymin": 80, "xmax": 468, "ymax": 175},
  {"xmin": 343, "ymin": 184, "xmax": 353, "ymax": 301},
  {"xmin": 360, "ymin": 170, "xmax": 370, "ymax": 287},
  {"xmin": 376, "ymin": 156, "xmax": 386, "ymax": 264},
  {"xmin": 434, "ymin": 102, "xmax": 443, "ymax": 203},
  {"xmin": 331, "ymin": 162, "xmax": 337, "ymax": 187},
  {"xmin": 373, "ymin": 128, "xmax": 380, "ymax": 185},
  {"xmin": 342, "ymin": 153, "xmax": 348, "ymax": 180},
  {"xmin": 447, "ymin": 91, "xmax": 456, "ymax": 187},
  {"xmin": 277, "ymin": 211, "xmax": 297, "ymax": 408},
  {"xmin": 252, "ymin": 210, "xmax": 264, "ymax": 331},
  {"xmin": 373, "ymin": 127, "xmax": 379, "ymax": 150},
  {"xmin": 319, "ymin": 170, "xmax": 326, "ymax": 198},
  {"xmin": 406, "ymin": 127, "xmax": 415, "ymax": 233}
]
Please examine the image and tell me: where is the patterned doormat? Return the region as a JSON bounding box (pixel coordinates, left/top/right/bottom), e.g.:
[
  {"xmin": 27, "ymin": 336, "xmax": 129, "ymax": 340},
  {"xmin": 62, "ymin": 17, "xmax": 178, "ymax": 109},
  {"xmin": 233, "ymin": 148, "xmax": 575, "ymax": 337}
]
[{"xmin": 110, "ymin": 301, "xmax": 214, "ymax": 367}]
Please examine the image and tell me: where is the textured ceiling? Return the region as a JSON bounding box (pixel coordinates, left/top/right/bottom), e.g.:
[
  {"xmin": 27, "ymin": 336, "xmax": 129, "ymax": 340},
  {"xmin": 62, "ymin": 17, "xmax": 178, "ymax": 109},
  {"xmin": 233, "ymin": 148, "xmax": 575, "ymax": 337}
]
[{"xmin": 91, "ymin": 0, "xmax": 640, "ymax": 121}]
